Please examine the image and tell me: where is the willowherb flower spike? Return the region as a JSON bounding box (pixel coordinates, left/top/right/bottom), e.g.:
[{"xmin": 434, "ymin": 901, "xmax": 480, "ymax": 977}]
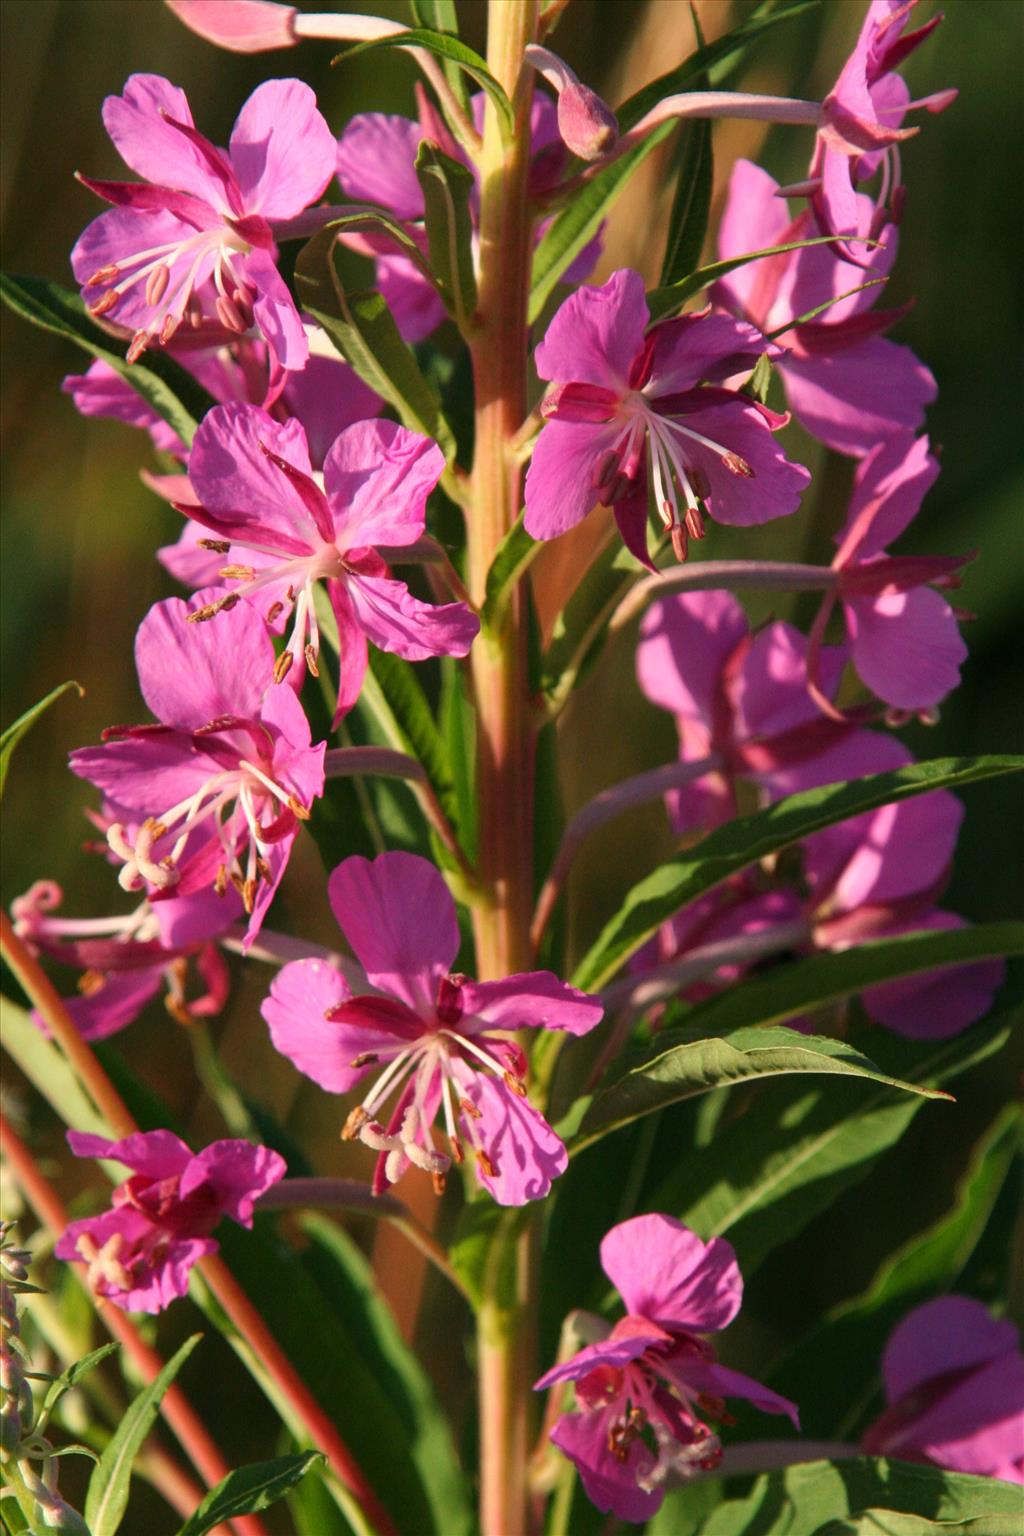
[{"xmin": 261, "ymin": 852, "xmax": 603, "ymax": 1204}]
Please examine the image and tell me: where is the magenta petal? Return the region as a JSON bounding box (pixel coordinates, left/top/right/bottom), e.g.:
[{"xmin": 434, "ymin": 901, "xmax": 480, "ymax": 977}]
[
  {"xmin": 551, "ymin": 1409, "xmax": 661, "ymax": 1523},
  {"xmin": 600, "ymin": 1216, "xmax": 743, "ymax": 1332},
  {"xmin": 534, "ymin": 268, "xmax": 648, "ymax": 390},
  {"xmin": 69, "ymin": 734, "xmax": 221, "ymax": 819},
  {"xmin": 153, "ymin": 885, "xmax": 243, "ymax": 947},
  {"xmin": 714, "ymin": 159, "xmax": 792, "ymax": 322},
  {"xmin": 324, "ymin": 419, "xmax": 445, "ymax": 550},
  {"xmin": 327, "ymin": 851, "xmax": 459, "ymax": 1010},
  {"xmin": 102, "ymin": 74, "xmax": 231, "ymax": 205},
  {"xmin": 328, "ymin": 579, "xmax": 370, "ymax": 723},
  {"xmin": 863, "ymin": 915, "xmax": 1005, "ymax": 1039},
  {"xmin": 181, "ymin": 1139, "xmax": 286, "ymax": 1226},
  {"xmin": 535, "ymin": 1332, "xmax": 653, "ymax": 1391},
  {"xmin": 188, "ymin": 402, "xmax": 319, "ymax": 552},
  {"xmin": 282, "ymin": 343, "xmax": 382, "ymax": 469},
  {"xmin": 72, "ymin": 207, "xmax": 217, "ymax": 332},
  {"xmin": 883, "ymin": 1296, "xmax": 1020, "ymax": 1404},
  {"xmin": 335, "ymin": 113, "xmax": 427, "ymax": 223},
  {"xmin": 262, "ymin": 957, "xmax": 404, "ymax": 1094},
  {"xmin": 839, "ymin": 432, "xmax": 940, "ymax": 560},
  {"xmin": 673, "ymin": 1358, "xmax": 800, "ymax": 1429},
  {"xmin": 229, "ymin": 79, "xmax": 335, "ymax": 218},
  {"xmin": 345, "ymin": 574, "xmax": 479, "ymax": 662},
  {"xmin": 246, "ymin": 249, "xmax": 310, "ymax": 375},
  {"xmin": 134, "ymin": 591, "xmax": 274, "ymax": 730},
  {"xmin": 39, "ymin": 969, "xmax": 163, "ymax": 1042},
  {"xmin": 459, "ymin": 1071, "xmax": 567, "ymax": 1206},
  {"xmin": 845, "ymin": 586, "xmax": 966, "ymax": 710},
  {"xmin": 637, "ymin": 589, "xmax": 748, "ymax": 723},
  {"xmin": 901, "ymin": 1352, "xmax": 1024, "ymax": 1478},
  {"xmin": 376, "ymin": 253, "xmax": 448, "ymax": 344},
  {"xmin": 648, "ymin": 312, "xmax": 775, "ymax": 394},
  {"xmin": 735, "ymin": 621, "xmax": 845, "ymax": 740},
  {"xmin": 781, "ymin": 339, "xmax": 936, "ymax": 460},
  {"xmin": 459, "ymin": 973, "xmax": 603, "ymax": 1036},
  {"xmin": 523, "ymin": 419, "xmax": 614, "ymax": 540},
  {"xmin": 678, "ymin": 402, "xmax": 810, "ymax": 526},
  {"xmin": 67, "ymin": 1127, "xmax": 193, "ymax": 1178},
  {"xmin": 63, "ymin": 360, "xmax": 186, "ymax": 457}
]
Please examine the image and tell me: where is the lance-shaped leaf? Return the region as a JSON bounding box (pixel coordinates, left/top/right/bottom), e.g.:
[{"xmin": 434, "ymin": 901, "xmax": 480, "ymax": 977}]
[
  {"xmin": 646, "ymin": 235, "xmax": 853, "ymax": 322},
  {"xmin": 696, "ymin": 1459, "xmax": 1024, "ymax": 1536},
  {"xmin": 0, "ymin": 272, "xmax": 212, "ymax": 447},
  {"xmin": 174, "ymin": 1452, "xmax": 325, "ymax": 1536},
  {"xmin": 415, "ymin": 141, "xmax": 478, "ymax": 331},
  {"xmin": 571, "ymin": 756, "xmax": 1024, "ymax": 992},
  {"xmin": 333, "ymin": 29, "xmax": 514, "ymax": 142},
  {"xmin": 294, "ymin": 233, "xmax": 457, "ymax": 465},
  {"xmin": 37, "ymin": 1343, "xmax": 121, "ymax": 1430},
  {"xmin": 481, "ymin": 514, "xmax": 541, "ymax": 632},
  {"xmin": 659, "ymin": 5, "xmax": 713, "ymax": 285},
  {"xmin": 0, "ymin": 996, "xmax": 109, "ymax": 1137},
  {"xmin": 572, "ymin": 1025, "xmax": 950, "ymax": 1154},
  {"xmin": 529, "ymin": 0, "xmax": 818, "ymax": 318},
  {"xmin": 85, "ymin": 1334, "xmax": 202, "ymax": 1536},
  {"xmin": 408, "ymin": 0, "xmax": 471, "ymax": 112},
  {"xmin": 1, "ymin": 679, "xmax": 83, "ymax": 797},
  {"xmin": 770, "ymin": 1101, "xmax": 1022, "ymax": 1439}
]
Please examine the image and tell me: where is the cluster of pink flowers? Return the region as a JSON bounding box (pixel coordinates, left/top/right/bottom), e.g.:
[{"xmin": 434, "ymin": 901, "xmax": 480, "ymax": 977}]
[{"xmin": 10, "ymin": 1, "xmax": 1017, "ymax": 1526}]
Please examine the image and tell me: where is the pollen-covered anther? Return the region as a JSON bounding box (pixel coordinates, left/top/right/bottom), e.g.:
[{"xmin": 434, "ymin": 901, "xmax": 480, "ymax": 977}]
[
  {"xmin": 349, "ymin": 1052, "xmax": 379, "ymax": 1069},
  {"xmin": 126, "ymin": 331, "xmax": 149, "ymax": 364},
  {"xmin": 607, "ymin": 1405, "xmax": 646, "ymax": 1462},
  {"xmin": 145, "ymin": 263, "xmax": 171, "ymax": 307},
  {"xmin": 342, "ymin": 1105, "xmax": 371, "ymax": 1141},
  {"xmin": 304, "ymin": 643, "xmax": 320, "ymax": 678},
  {"xmin": 219, "ymin": 564, "xmax": 256, "ymax": 581},
  {"xmin": 503, "ymin": 1070, "xmax": 528, "ymax": 1099},
  {"xmin": 721, "ymin": 451, "xmax": 755, "ymax": 478},
  {"xmin": 273, "ymin": 650, "xmax": 293, "ymax": 684},
  {"xmin": 477, "ymin": 1149, "xmax": 499, "ymax": 1179},
  {"xmin": 242, "ymin": 877, "xmax": 257, "ymax": 913},
  {"xmin": 86, "ymin": 263, "xmax": 120, "ymax": 287},
  {"xmin": 214, "ymin": 864, "xmax": 229, "ymax": 897},
  {"xmin": 76, "ymin": 1231, "xmax": 133, "ymax": 1293},
  {"xmin": 287, "ymin": 794, "xmax": 310, "ymax": 821},
  {"xmin": 88, "ymin": 290, "xmax": 120, "ymax": 317},
  {"xmin": 459, "ymin": 1097, "xmax": 482, "ymax": 1120},
  {"xmin": 199, "ymin": 538, "xmax": 231, "ymax": 553},
  {"xmin": 449, "ymin": 1133, "xmax": 465, "ymax": 1165},
  {"xmin": 77, "ymin": 969, "xmax": 106, "ymax": 997},
  {"xmin": 266, "ymin": 601, "xmax": 284, "ymax": 624}
]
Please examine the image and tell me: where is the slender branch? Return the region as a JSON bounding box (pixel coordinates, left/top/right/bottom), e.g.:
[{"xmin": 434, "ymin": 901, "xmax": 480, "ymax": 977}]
[
  {"xmin": 530, "ymin": 753, "xmax": 724, "ymax": 952},
  {"xmin": 607, "ymin": 560, "xmax": 838, "ymax": 639},
  {"xmin": 256, "ymin": 1179, "xmax": 473, "ymax": 1304},
  {"xmin": 598, "ymin": 920, "xmax": 813, "ymax": 1015},
  {"xmin": 0, "ymin": 1112, "xmax": 263, "ymax": 1536},
  {"xmin": 716, "ymin": 1440, "xmax": 860, "ymax": 1475}
]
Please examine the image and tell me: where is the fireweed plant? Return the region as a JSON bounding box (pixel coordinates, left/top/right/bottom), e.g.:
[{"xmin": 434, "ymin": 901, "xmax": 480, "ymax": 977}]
[{"xmin": 1, "ymin": 2, "xmax": 1022, "ymax": 1534}]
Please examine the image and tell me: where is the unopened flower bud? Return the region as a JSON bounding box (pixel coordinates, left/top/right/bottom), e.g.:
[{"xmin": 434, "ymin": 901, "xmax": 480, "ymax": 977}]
[
  {"xmin": 524, "ymin": 45, "xmax": 618, "ymax": 162},
  {"xmin": 164, "ymin": 0, "xmax": 298, "ymax": 52}
]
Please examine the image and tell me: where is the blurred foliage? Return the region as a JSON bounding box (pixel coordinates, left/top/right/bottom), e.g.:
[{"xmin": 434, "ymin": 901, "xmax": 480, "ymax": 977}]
[{"xmin": 1, "ymin": 1, "xmax": 1021, "ymax": 1527}]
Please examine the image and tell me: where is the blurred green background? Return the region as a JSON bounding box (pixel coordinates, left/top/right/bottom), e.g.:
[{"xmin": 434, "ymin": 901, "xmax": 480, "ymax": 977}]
[{"xmin": 2, "ymin": 0, "xmax": 1022, "ymax": 1526}]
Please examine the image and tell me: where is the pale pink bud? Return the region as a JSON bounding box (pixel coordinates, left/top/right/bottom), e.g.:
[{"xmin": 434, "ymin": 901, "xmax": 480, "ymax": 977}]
[
  {"xmin": 164, "ymin": 0, "xmax": 298, "ymax": 51},
  {"xmin": 524, "ymin": 44, "xmax": 619, "ymax": 161}
]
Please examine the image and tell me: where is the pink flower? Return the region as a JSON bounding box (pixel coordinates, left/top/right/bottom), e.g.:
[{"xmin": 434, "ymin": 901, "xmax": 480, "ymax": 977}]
[
  {"xmin": 863, "ymin": 1296, "xmax": 1024, "ymax": 1483},
  {"xmin": 11, "ymin": 877, "xmax": 236, "ymax": 1040},
  {"xmin": 714, "ymin": 160, "xmax": 935, "ymax": 457},
  {"xmin": 524, "ymin": 270, "xmax": 810, "ymax": 565},
  {"xmin": 71, "ymin": 74, "xmax": 336, "ymax": 380},
  {"xmin": 180, "ymin": 403, "xmax": 479, "ymax": 717},
  {"xmin": 808, "ymin": 433, "xmax": 969, "ymax": 716},
  {"xmin": 56, "ymin": 1129, "xmax": 285, "ymax": 1313},
  {"xmin": 635, "ymin": 589, "xmax": 850, "ymax": 834},
  {"xmin": 336, "ymin": 92, "xmax": 602, "ymax": 342},
  {"xmin": 69, "ymin": 590, "xmax": 325, "ymax": 945},
  {"xmin": 261, "ymin": 851, "xmax": 602, "ymax": 1204},
  {"xmin": 535, "ymin": 1215, "xmax": 798, "ymax": 1522},
  {"xmin": 809, "ymin": 0, "xmax": 956, "ymax": 245}
]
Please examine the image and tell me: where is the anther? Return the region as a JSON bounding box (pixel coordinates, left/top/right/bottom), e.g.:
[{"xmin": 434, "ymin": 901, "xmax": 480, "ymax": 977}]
[
  {"xmin": 77, "ymin": 970, "xmax": 105, "ymax": 997},
  {"xmin": 160, "ymin": 313, "xmax": 182, "ymax": 345},
  {"xmin": 215, "ymin": 293, "xmax": 247, "ymax": 334},
  {"xmin": 342, "ymin": 1106, "xmax": 370, "ymax": 1141},
  {"xmin": 449, "ymin": 1133, "xmax": 465, "ymax": 1165},
  {"xmin": 657, "ymin": 498, "xmax": 675, "ymax": 530},
  {"xmin": 126, "ymin": 330, "xmax": 150, "ymax": 363},
  {"xmin": 273, "ymin": 650, "xmax": 293, "ymax": 683},
  {"xmin": 87, "ymin": 264, "xmax": 120, "ymax": 287},
  {"xmin": 145, "ymin": 263, "xmax": 171, "ymax": 306},
  {"xmin": 287, "ymin": 795, "xmax": 310, "ymax": 821},
  {"xmin": 266, "ymin": 601, "xmax": 285, "ymax": 624},
  {"xmin": 199, "ymin": 538, "xmax": 231, "ymax": 553},
  {"xmin": 218, "ymin": 564, "xmax": 256, "ymax": 581},
  {"xmin": 215, "ymin": 864, "xmax": 228, "ymax": 896},
  {"xmin": 670, "ymin": 525, "xmax": 689, "ymax": 563},
  {"xmin": 350, "ymin": 1052, "xmax": 379, "ymax": 1069},
  {"xmin": 304, "ymin": 643, "xmax": 319, "ymax": 678},
  {"xmin": 231, "ymin": 288, "xmax": 254, "ymax": 328},
  {"xmin": 242, "ymin": 878, "xmax": 257, "ymax": 914},
  {"xmin": 721, "ymin": 452, "xmax": 754, "ymax": 478},
  {"xmin": 432, "ymin": 1170, "xmax": 447, "ymax": 1195},
  {"xmin": 459, "ymin": 1098, "xmax": 482, "ymax": 1120},
  {"xmin": 256, "ymin": 856, "xmax": 272, "ymax": 882},
  {"xmin": 503, "ymin": 1071, "xmax": 528, "ymax": 1099},
  {"xmin": 88, "ymin": 290, "xmax": 120, "ymax": 318},
  {"xmin": 477, "ymin": 1150, "xmax": 499, "ymax": 1178},
  {"xmin": 685, "ymin": 504, "xmax": 706, "ymax": 540}
]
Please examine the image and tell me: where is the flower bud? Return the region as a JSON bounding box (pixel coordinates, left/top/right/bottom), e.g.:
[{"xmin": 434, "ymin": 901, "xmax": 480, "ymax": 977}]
[
  {"xmin": 556, "ymin": 82, "xmax": 619, "ymax": 161},
  {"xmin": 164, "ymin": 0, "xmax": 298, "ymax": 51}
]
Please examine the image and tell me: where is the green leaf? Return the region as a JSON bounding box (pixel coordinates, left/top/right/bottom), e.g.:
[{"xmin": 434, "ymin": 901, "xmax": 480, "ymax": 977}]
[
  {"xmin": 634, "ymin": 923, "xmax": 1024, "ymax": 1042},
  {"xmin": 646, "ymin": 236, "xmax": 851, "ymax": 322},
  {"xmin": 823, "ymin": 1515, "xmax": 1022, "ymax": 1535},
  {"xmin": 765, "ymin": 277, "xmax": 888, "ymax": 339},
  {"xmin": 540, "ymin": 539, "xmax": 648, "ymax": 710},
  {"xmin": 85, "ymin": 1334, "xmax": 201, "ymax": 1536},
  {"xmin": 294, "ymin": 234, "xmax": 457, "ymax": 464},
  {"xmin": 654, "ymin": 995, "xmax": 1016, "ymax": 1273},
  {"xmin": 299, "ymin": 1216, "xmax": 473, "ymax": 1536},
  {"xmin": 481, "ymin": 514, "xmax": 541, "ymax": 632},
  {"xmin": 770, "ymin": 1101, "xmax": 1022, "ymax": 1437},
  {"xmin": 407, "ymin": 0, "xmax": 470, "ymax": 112},
  {"xmin": 363, "ymin": 649, "xmax": 460, "ymax": 828},
  {"xmin": 745, "ymin": 350, "xmax": 774, "ymax": 403},
  {"xmin": 529, "ymin": 0, "xmax": 818, "ymax": 318},
  {"xmin": 334, "ymin": 29, "xmax": 513, "ymax": 141},
  {"xmin": 1, "ymin": 680, "xmax": 83, "ymax": 797},
  {"xmin": 440, "ymin": 657, "xmax": 477, "ymax": 864},
  {"xmin": 415, "ymin": 141, "xmax": 478, "ymax": 330},
  {"xmin": 174, "ymin": 1452, "xmax": 325, "ymax": 1536},
  {"xmin": 38, "ymin": 1343, "xmax": 120, "ymax": 1426},
  {"xmin": 449, "ymin": 1200, "xmax": 525, "ymax": 1311},
  {"xmin": 695, "ymin": 1459, "xmax": 1023, "ymax": 1536},
  {"xmin": 0, "ymin": 272, "xmax": 213, "ymax": 447},
  {"xmin": 571, "ymin": 756, "xmax": 1024, "ymax": 992},
  {"xmin": 573, "ymin": 1025, "xmax": 948, "ymax": 1153},
  {"xmin": 0, "ymin": 996, "xmax": 109, "ymax": 1138},
  {"xmin": 659, "ymin": 6, "xmax": 713, "ymax": 285}
]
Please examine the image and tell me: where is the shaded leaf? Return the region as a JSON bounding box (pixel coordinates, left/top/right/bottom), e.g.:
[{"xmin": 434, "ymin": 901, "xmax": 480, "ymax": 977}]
[
  {"xmin": 415, "ymin": 141, "xmax": 478, "ymax": 328},
  {"xmin": 481, "ymin": 514, "xmax": 540, "ymax": 632},
  {"xmin": 647, "ymin": 235, "xmax": 850, "ymax": 323},
  {"xmin": 1, "ymin": 680, "xmax": 83, "ymax": 798},
  {"xmin": 334, "ymin": 30, "xmax": 513, "ymax": 141},
  {"xmin": 174, "ymin": 1452, "xmax": 325, "ymax": 1536}
]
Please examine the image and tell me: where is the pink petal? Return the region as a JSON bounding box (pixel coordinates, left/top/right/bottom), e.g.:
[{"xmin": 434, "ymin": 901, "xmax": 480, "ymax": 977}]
[
  {"xmin": 324, "ymin": 419, "xmax": 445, "ymax": 550},
  {"xmin": 735, "ymin": 621, "xmax": 845, "ymax": 740},
  {"xmin": 335, "ymin": 113, "xmax": 427, "ymax": 223},
  {"xmin": 459, "ymin": 973, "xmax": 602, "ymax": 1036},
  {"xmin": 534, "ymin": 268, "xmax": 648, "ymax": 389},
  {"xmin": 345, "ymin": 574, "xmax": 478, "ymax": 662},
  {"xmin": 229, "ymin": 79, "xmax": 335, "ymax": 217},
  {"xmin": 67, "ymin": 1127, "xmax": 193, "ymax": 1178},
  {"xmin": 679, "ymin": 401, "xmax": 810, "ymax": 526},
  {"xmin": 72, "ymin": 206, "xmax": 218, "ymax": 332},
  {"xmin": 458, "ymin": 1070, "xmax": 567, "ymax": 1206},
  {"xmin": 102, "ymin": 74, "xmax": 233, "ymax": 207},
  {"xmin": 863, "ymin": 913, "xmax": 1006, "ymax": 1038},
  {"xmin": 262, "ymin": 957, "xmax": 405, "ymax": 1093},
  {"xmin": 648, "ymin": 312, "xmax": 775, "ymax": 395},
  {"xmin": 600, "ymin": 1216, "xmax": 743, "ymax": 1332},
  {"xmin": 839, "ymin": 433, "xmax": 941, "ymax": 560},
  {"xmin": 282, "ymin": 342, "xmax": 382, "ymax": 469},
  {"xmin": 882, "ymin": 1296, "xmax": 1020, "ymax": 1404},
  {"xmin": 152, "ymin": 885, "xmax": 242, "ymax": 947},
  {"xmin": 672, "ymin": 1358, "xmax": 800, "ymax": 1429},
  {"xmin": 845, "ymin": 586, "xmax": 966, "ymax": 710},
  {"xmin": 781, "ymin": 339, "xmax": 936, "ymax": 460},
  {"xmin": 523, "ymin": 419, "xmax": 614, "ymax": 540},
  {"xmin": 636, "ymin": 590, "xmax": 748, "ymax": 723},
  {"xmin": 166, "ymin": 0, "xmax": 299, "ymax": 53},
  {"xmin": 69, "ymin": 734, "xmax": 224, "ymax": 818},
  {"xmin": 905, "ymin": 1353, "xmax": 1024, "ymax": 1478},
  {"xmin": 63, "ymin": 360, "xmax": 185, "ymax": 457},
  {"xmin": 37, "ymin": 969, "xmax": 163, "ymax": 1042},
  {"xmin": 714, "ymin": 159, "xmax": 792, "ymax": 323},
  {"xmin": 247, "ymin": 248, "xmax": 310, "ymax": 374},
  {"xmin": 535, "ymin": 1332, "xmax": 653, "ymax": 1391},
  {"xmin": 376, "ymin": 253, "xmax": 448, "ymax": 344},
  {"xmin": 550, "ymin": 1409, "xmax": 661, "ymax": 1523},
  {"xmin": 327, "ymin": 851, "xmax": 458, "ymax": 1010},
  {"xmin": 187, "ymin": 403, "xmax": 320, "ymax": 554},
  {"xmin": 134, "ymin": 590, "xmax": 275, "ymax": 730},
  {"xmin": 328, "ymin": 578, "xmax": 370, "ymax": 723},
  {"xmin": 181, "ymin": 1139, "xmax": 286, "ymax": 1225}
]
